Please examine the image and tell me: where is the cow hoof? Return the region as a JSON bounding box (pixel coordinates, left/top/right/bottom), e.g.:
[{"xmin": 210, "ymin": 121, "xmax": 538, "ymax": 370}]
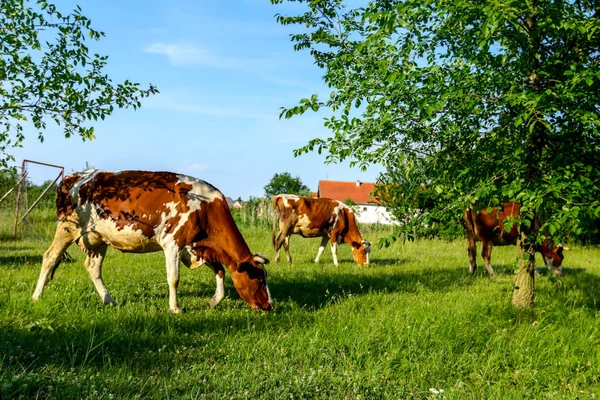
[
  {"xmin": 170, "ymin": 307, "xmax": 183, "ymax": 314},
  {"xmin": 209, "ymin": 294, "xmax": 225, "ymax": 309},
  {"xmin": 101, "ymin": 293, "xmax": 117, "ymax": 305}
]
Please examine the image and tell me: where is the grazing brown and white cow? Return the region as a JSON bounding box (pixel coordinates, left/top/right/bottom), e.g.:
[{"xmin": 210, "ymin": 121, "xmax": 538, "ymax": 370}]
[
  {"xmin": 32, "ymin": 170, "xmax": 273, "ymax": 312},
  {"xmin": 463, "ymin": 202, "xmax": 564, "ymax": 276},
  {"xmin": 272, "ymin": 194, "xmax": 370, "ymax": 266}
]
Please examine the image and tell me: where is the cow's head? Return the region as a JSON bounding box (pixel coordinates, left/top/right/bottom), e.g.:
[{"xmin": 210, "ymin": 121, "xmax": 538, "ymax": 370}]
[
  {"xmin": 351, "ymin": 240, "xmax": 371, "ymax": 266},
  {"xmin": 231, "ymin": 254, "xmax": 273, "ymax": 311},
  {"xmin": 542, "ymin": 244, "xmax": 565, "ymax": 276}
]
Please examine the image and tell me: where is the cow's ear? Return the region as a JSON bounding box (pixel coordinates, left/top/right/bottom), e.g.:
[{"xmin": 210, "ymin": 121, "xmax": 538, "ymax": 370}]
[
  {"xmin": 351, "ymin": 241, "xmax": 361, "ymax": 249},
  {"xmin": 556, "ymin": 245, "xmax": 564, "ymax": 255},
  {"xmin": 238, "ymin": 261, "xmax": 268, "ymax": 280}
]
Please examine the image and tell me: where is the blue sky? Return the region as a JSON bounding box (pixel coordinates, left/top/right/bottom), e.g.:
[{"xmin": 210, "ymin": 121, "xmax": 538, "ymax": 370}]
[{"xmin": 11, "ymin": 0, "xmax": 382, "ymax": 199}]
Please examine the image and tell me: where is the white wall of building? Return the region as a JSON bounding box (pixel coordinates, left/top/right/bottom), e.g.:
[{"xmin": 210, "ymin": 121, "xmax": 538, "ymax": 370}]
[{"xmin": 354, "ymin": 204, "xmax": 397, "ymax": 225}]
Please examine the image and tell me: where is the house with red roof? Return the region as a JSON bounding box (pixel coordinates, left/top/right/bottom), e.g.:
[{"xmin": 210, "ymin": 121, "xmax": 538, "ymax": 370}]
[{"xmin": 317, "ymin": 180, "xmax": 396, "ymax": 225}]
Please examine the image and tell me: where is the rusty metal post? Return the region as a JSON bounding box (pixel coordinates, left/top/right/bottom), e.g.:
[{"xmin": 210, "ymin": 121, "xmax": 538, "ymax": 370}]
[
  {"xmin": 18, "ymin": 171, "xmax": 62, "ymax": 224},
  {"xmin": 12, "ymin": 160, "xmax": 26, "ymax": 237}
]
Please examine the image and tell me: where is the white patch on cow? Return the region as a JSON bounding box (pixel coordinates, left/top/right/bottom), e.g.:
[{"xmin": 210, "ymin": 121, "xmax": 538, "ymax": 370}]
[
  {"xmin": 153, "ymin": 201, "xmax": 183, "ymax": 248},
  {"xmin": 266, "ymin": 284, "xmax": 273, "ymax": 305},
  {"xmin": 329, "ymin": 201, "xmax": 347, "ymax": 228},
  {"xmin": 298, "ymin": 214, "xmax": 311, "ymax": 228},
  {"xmin": 184, "ymin": 245, "xmax": 204, "ymax": 269},
  {"xmin": 176, "ymin": 174, "xmax": 223, "ymax": 203},
  {"xmin": 294, "ymin": 213, "xmax": 322, "ymax": 237},
  {"xmin": 215, "ymin": 274, "xmax": 225, "ymax": 299},
  {"xmin": 210, "ymin": 274, "xmax": 226, "ymax": 308},
  {"xmin": 152, "ymin": 174, "xmax": 224, "ymax": 248},
  {"xmin": 81, "ymin": 204, "xmax": 161, "ymax": 252},
  {"xmin": 277, "ymin": 194, "xmax": 300, "ymax": 208},
  {"xmin": 544, "ymin": 256, "xmax": 553, "ymax": 268},
  {"xmin": 69, "ymin": 170, "xmax": 101, "ymax": 207}
]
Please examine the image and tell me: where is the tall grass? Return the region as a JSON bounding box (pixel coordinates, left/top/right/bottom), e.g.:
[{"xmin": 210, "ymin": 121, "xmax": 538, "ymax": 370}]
[{"xmin": 0, "ymin": 210, "xmax": 598, "ymax": 399}]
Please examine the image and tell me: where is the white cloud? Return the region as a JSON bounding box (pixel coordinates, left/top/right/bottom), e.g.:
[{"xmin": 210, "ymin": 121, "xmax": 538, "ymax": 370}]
[
  {"xmin": 186, "ymin": 163, "xmax": 209, "ymax": 171},
  {"xmin": 143, "ymin": 42, "xmax": 274, "ymax": 71},
  {"xmin": 144, "ymin": 98, "xmax": 276, "ymax": 121}
]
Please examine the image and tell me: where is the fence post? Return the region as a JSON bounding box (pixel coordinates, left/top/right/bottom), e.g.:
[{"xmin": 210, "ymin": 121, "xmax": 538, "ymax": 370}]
[{"xmin": 12, "ymin": 161, "xmax": 26, "ymax": 238}]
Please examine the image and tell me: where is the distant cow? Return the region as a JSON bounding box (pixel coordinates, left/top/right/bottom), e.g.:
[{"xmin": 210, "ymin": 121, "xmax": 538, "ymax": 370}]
[
  {"xmin": 463, "ymin": 202, "xmax": 564, "ymax": 276},
  {"xmin": 32, "ymin": 170, "xmax": 273, "ymax": 312},
  {"xmin": 272, "ymin": 194, "xmax": 370, "ymax": 266}
]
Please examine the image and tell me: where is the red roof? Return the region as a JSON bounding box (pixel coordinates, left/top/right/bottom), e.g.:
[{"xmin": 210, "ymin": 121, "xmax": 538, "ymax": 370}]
[{"xmin": 317, "ymin": 180, "xmax": 378, "ymax": 204}]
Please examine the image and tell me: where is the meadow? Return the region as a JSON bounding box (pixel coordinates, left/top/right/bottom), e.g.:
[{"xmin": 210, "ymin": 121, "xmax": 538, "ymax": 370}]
[{"xmin": 0, "ymin": 213, "xmax": 599, "ymax": 399}]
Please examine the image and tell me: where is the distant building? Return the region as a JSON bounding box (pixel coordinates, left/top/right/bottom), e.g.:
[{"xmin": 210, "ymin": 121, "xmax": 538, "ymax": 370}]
[
  {"xmin": 225, "ymin": 197, "xmax": 235, "ymax": 208},
  {"xmin": 317, "ymin": 180, "xmax": 396, "ymax": 225},
  {"xmin": 232, "ymin": 200, "xmax": 244, "ymax": 208}
]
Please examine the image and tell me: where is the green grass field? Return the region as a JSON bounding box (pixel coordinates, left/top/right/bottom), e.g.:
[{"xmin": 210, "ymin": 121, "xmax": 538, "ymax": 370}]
[{"xmin": 1, "ymin": 223, "xmax": 599, "ymax": 399}]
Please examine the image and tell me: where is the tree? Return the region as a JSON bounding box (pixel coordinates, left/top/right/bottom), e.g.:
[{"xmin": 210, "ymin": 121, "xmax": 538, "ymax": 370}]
[
  {"xmin": 264, "ymin": 172, "xmax": 311, "ymax": 198},
  {"xmin": 0, "ymin": 0, "xmax": 158, "ymax": 168},
  {"xmin": 272, "ymin": 0, "xmax": 600, "ymax": 308}
]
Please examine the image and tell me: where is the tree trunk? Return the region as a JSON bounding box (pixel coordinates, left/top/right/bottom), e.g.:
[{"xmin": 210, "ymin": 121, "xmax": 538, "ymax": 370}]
[{"xmin": 512, "ymin": 231, "xmax": 536, "ymax": 309}]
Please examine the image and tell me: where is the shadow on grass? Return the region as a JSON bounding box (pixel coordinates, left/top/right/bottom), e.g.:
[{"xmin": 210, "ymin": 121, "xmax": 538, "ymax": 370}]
[
  {"xmin": 0, "ymin": 254, "xmax": 43, "ymax": 267},
  {"xmin": 363, "ymin": 257, "xmax": 411, "ymax": 266},
  {"xmin": 269, "ymin": 265, "xmax": 473, "ymax": 311},
  {"xmin": 465, "ymin": 263, "xmax": 600, "ymax": 310},
  {"xmin": 542, "ymin": 267, "xmax": 600, "ymax": 310}
]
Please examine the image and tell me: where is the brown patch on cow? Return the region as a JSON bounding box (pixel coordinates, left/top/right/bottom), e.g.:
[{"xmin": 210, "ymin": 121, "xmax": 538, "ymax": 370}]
[{"xmin": 56, "ymin": 173, "xmax": 84, "ymax": 220}]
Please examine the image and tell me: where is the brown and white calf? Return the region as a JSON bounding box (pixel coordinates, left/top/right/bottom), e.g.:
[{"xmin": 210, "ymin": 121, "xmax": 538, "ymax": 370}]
[
  {"xmin": 272, "ymin": 194, "xmax": 370, "ymax": 266},
  {"xmin": 32, "ymin": 170, "xmax": 273, "ymax": 312},
  {"xmin": 463, "ymin": 202, "xmax": 564, "ymax": 276}
]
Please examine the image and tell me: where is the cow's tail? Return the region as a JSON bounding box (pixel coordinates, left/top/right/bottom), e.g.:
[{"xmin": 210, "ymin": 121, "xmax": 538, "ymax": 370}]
[
  {"xmin": 462, "ymin": 206, "xmax": 476, "ymax": 238},
  {"xmin": 271, "ymin": 196, "xmax": 280, "ymax": 249}
]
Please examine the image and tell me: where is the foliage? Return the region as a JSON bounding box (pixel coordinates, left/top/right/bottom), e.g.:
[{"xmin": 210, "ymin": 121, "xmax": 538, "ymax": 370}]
[
  {"xmin": 0, "ymin": 0, "xmax": 158, "ymax": 168},
  {"xmin": 272, "ymin": 0, "xmax": 600, "ymax": 305},
  {"xmin": 0, "ymin": 225, "xmax": 599, "ymax": 398},
  {"xmin": 264, "ymin": 171, "xmax": 311, "ymax": 198},
  {"xmin": 375, "ymin": 154, "xmax": 463, "ymax": 240},
  {"xmin": 0, "ymin": 168, "xmax": 17, "ymax": 193},
  {"xmin": 271, "ymin": 0, "xmax": 600, "ymax": 237}
]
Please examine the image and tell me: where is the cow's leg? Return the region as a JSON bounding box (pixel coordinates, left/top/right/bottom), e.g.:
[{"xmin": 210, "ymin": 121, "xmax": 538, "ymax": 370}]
[
  {"xmin": 164, "ymin": 246, "xmax": 182, "ymax": 313},
  {"xmin": 208, "ymin": 264, "xmax": 226, "ymax": 309},
  {"xmin": 32, "ymin": 221, "xmax": 76, "ymax": 301},
  {"xmin": 481, "ymin": 240, "xmax": 495, "ymax": 276},
  {"xmin": 329, "ymin": 236, "xmax": 340, "ymax": 266},
  {"xmin": 467, "ymin": 235, "xmax": 478, "ymax": 275},
  {"xmin": 283, "ymin": 236, "xmax": 292, "ymax": 264},
  {"xmin": 330, "ymin": 242, "xmax": 339, "ymax": 266},
  {"xmin": 180, "ymin": 251, "xmax": 224, "ymax": 308},
  {"xmin": 274, "ymin": 232, "xmax": 292, "ymax": 264},
  {"xmin": 83, "ymin": 245, "xmax": 116, "ymax": 305},
  {"xmin": 273, "ymin": 232, "xmax": 284, "ymax": 263},
  {"xmin": 314, "ymin": 236, "xmax": 328, "ymax": 263}
]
